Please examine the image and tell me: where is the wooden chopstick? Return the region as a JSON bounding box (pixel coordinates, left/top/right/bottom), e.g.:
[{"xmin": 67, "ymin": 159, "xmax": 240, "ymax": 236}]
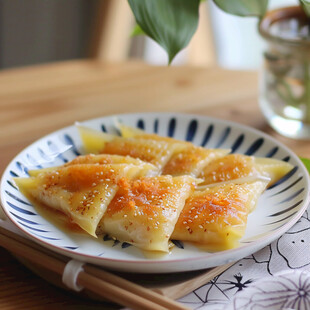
[
  {"xmin": 0, "ymin": 225, "xmax": 235, "ymax": 309},
  {"xmin": 0, "ymin": 227, "xmax": 190, "ymax": 310},
  {"xmin": 0, "ymin": 225, "xmax": 235, "ymax": 301},
  {"xmin": 84, "ymin": 265, "xmax": 189, "ymax": 310}
]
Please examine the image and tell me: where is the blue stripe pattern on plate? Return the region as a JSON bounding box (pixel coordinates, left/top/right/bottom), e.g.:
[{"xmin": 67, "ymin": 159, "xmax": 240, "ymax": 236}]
[
  {"xmin": 63, "ymin": 134, "xmax": 80, "ymax": 156},
  {"xmin": 10, "ymin": 212, "xmax": 39, "ymax": 225},
  {"xmin": 215, "ymin": 127, "xmax": 231, "ymax": 148},
  {"xmin": 186, "ymin": 120, "xmax": 197, "ymax": 142},
  {"xmin": 230, "ymin": 134, "xmax": 244, "ymax": 153},
  {"xmin": 47, "ymin": 140, "xmax": 68, "ymax": 163},
  {"xmin": 200, "ymin": 125, "xmax": 213, "ymax": 146},
  {"xmin": 168, "ymin": 118, "xmax": 176, "ymax": 137}
]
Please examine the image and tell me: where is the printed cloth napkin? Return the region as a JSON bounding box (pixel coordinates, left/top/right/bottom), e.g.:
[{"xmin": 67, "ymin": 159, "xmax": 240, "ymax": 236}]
[{"xmin": 178, "ymin": 206, "xmax": 310, "ymax": 309}]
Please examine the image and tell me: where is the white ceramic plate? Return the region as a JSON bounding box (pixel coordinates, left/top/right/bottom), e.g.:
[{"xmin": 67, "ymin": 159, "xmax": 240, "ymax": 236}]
[{"xmin": 1, "ymin": 113, "xmax": 309, "ymax": 273}]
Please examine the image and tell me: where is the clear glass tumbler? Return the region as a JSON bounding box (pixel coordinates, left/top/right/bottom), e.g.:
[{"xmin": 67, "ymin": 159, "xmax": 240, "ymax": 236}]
[{"xmin": 259, "ymin": 6, "xmax": 310, "ymax": 139}]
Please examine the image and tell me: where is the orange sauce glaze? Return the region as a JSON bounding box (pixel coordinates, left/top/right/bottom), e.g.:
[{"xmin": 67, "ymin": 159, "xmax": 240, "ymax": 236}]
[
  {"xmin": 175, "ymin": 184, "xmax": 248, "ymax": 235},
  {"xmin": 42, "ymin": 164, "xmax": 121, "ymax": 192},
  {"xmin": 65, "ymin": 154, "xmax": 114, "ymax": 165},
  {"xmin": 199, "ymin": 154, "xmax": 255, "ymax": 185},
  {"xmin": 163, "ymin": 146, "xmax": 210, "ymax": 175},
  {"xmin": 102, "ymin": 138, "xmax": 170, "ymax": 167},
  {"xmin": 105, "ymin": 177, "xmax": 194, "ymax": 230}
]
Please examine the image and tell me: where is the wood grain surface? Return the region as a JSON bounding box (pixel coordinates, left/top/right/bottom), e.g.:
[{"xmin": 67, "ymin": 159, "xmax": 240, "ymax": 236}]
[{"xmin": 0, "ymin": 60, "xmax": 309, "ymax": 309}]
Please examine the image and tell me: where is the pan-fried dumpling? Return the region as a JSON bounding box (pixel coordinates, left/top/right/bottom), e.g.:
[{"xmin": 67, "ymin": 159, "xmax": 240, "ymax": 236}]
[
  {"xmin": 102, "ymin": 137, "xmax": 184, "ymax": 170},
  {"xmin": 78, "ymin": 124, "xmax": 229, "ymax": 176},
  {"xmin": 171, "ymin": 179, "xmax": 268, "ymax": 251},
  {"xmin": 162, "ymin": 146, "xmax": 229, "ymax": 177},
  {"xmin": 66, "ymin": 154, "xmax": 156, "ymax": 167},
  {"xmin": 98, "ymin": 175, "xmax": 197, "ymax": 252},
  {"xmin": 77, "ymin": 124, "xmax": 113, "ymax": 154},
  {"xmin": 199, "ymin": 154, "xmax": 293, "ymax": 187},
  {"xmin": 77, "ymin": 125, "xmax": 184, "ymax": 170},
  {"xmin": 14, "ymin": 163, "xmax": 152, "ymax": 237},
  {"xmin": 116, "ymin": 123, "xmax": 230, "ymax": 176},
  {"xmin": 29, "ymin": 154, "xmax": 158, "ymax": 177}
]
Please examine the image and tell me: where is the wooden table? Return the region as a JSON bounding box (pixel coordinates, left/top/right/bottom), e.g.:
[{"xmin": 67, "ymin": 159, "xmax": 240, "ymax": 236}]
[{"xmin": 0, "ymin": 60, "xmax": 309, "ymax": 309}]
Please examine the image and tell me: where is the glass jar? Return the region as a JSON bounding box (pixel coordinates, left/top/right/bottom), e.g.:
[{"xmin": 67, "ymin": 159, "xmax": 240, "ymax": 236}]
[{"xmin": 259, "ymin": 6, "xmax": 310, "ymax": 139}]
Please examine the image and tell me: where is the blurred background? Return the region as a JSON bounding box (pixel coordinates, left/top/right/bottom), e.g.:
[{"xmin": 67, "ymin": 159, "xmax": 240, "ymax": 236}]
[{"xmin": 0, "ymin": 0, "xmax": 298, "ymax": 70}]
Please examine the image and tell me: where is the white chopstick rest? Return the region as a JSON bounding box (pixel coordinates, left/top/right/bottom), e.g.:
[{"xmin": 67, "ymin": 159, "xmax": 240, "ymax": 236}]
[{"xmin": 62, "ymin": 259, "xmax": 85, "ymax": 292}]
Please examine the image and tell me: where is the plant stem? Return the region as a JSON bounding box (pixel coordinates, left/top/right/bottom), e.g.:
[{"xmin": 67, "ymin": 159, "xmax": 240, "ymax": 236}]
[
  {"xmin": 275, "ymin": 78, "xmax": 303, "ymax": 107},
  {"xmin": 304, "ymin": 61, "xmax": 310, "ymax": 123}
]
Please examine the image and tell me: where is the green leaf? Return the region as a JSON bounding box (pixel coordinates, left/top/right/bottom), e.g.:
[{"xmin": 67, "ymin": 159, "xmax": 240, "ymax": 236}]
[
  {"xmin": 300, "ymin": 157, "xmax": 310, "ymax": 174},
  {"xmin": 300, "ymin": 0, "xmax": 310, "ymax": 17},
  {"xmin": 128, "ymin": 0, "xmax": 200, "ymax": 64},
  {"xmin": 131, "ymin": 24, "xmax": 145, "ymax": 37},
  {"xmin": 213, "ymin": 0, "xmax": 269, "ymax": 18}
]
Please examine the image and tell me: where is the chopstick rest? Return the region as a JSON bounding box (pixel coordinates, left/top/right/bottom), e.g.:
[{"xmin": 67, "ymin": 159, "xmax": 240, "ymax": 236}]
[{"xmin": 62, "ymin": 259, "xmax": 85, "ymax": 292}]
